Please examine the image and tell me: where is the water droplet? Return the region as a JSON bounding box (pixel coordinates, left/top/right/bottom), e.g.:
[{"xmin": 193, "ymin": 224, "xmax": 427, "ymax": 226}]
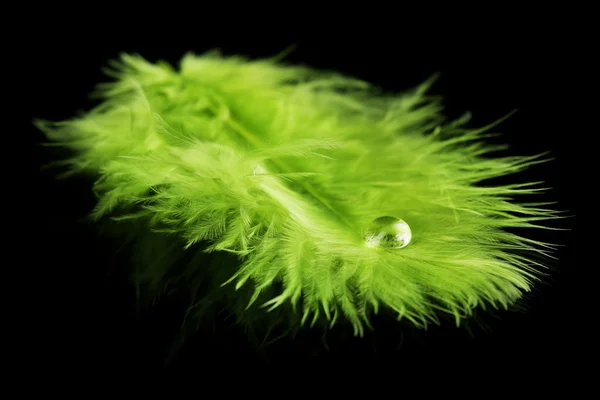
[{"xmin": 365, "ymin": 216, "xmax": 412, "ymax": 249}]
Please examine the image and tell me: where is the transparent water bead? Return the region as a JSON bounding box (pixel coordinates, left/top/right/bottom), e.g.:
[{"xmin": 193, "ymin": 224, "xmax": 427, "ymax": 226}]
[{"xmin": 365, "ymin": 216, "xmax": 412, "ymax": 249}]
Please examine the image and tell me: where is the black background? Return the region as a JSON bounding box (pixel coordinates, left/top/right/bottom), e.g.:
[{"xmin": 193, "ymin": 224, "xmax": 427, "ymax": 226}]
[{"xmin": 31, "ymin": 32, "xmax": 579, "ymax": 375}]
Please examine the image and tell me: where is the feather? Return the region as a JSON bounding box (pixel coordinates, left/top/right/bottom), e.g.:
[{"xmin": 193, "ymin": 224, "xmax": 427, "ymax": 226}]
[{"xmin": 37, "ymin": 50, "xmax": 560, "ymax": 336}]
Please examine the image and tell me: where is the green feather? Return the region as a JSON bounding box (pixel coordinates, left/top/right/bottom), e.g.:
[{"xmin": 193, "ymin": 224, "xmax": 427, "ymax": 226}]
[{"xmin": 37, "ymin": 50, "xmax": 560, "ymax": 336}]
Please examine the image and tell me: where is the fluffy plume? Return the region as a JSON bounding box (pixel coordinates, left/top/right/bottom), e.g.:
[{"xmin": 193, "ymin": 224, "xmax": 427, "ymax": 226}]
[{"xmin": 37, "ymin": 51, "xmax": 559, "ymax": 336}]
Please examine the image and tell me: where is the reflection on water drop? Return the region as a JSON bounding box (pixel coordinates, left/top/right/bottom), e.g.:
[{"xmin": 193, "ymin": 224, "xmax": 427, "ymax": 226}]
[
  {"xmin": 253, "ymin": 165, "xmax": 266, "ymax": 176},
  {"xmin": 365, "ymin": 216, "xmax": 412, "ymax": 249}
]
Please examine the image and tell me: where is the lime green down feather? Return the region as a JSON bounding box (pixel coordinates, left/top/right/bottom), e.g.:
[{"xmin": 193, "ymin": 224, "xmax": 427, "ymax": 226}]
[{"xmin": 39, "ymin": 51, "xmax": 558, "ymax": 336}]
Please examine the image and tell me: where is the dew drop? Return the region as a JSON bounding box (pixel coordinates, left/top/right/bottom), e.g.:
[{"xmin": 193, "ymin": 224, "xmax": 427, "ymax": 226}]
[{"xmin": 365, "ymin": 216, "xmax": 412, "ymax": 249}]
